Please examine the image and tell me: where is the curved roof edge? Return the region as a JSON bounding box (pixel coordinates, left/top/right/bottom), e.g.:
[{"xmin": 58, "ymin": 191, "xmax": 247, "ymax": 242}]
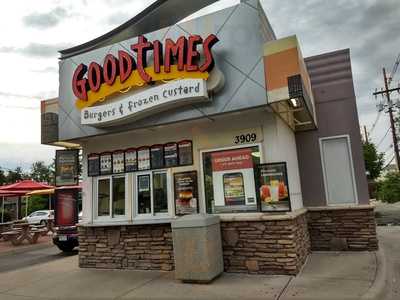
[{"xmin": 59, "ymin": 0, "xmax": 219, "ymax": 59}]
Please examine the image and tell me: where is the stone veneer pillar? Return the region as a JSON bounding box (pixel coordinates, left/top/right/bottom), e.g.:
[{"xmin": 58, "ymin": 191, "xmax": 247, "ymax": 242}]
[
  {"xmin": 307, "ymin": 205, "xmax": 378, "ymax": 251},
  {"xmin": 220, "ymin": 209, "xmax": 310, "ymax": 275}
]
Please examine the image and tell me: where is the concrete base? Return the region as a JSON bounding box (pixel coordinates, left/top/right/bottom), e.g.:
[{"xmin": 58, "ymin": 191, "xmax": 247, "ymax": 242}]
[{"xmin": 172, "ymin": 215, "xmax": 224, "ymax": 282}]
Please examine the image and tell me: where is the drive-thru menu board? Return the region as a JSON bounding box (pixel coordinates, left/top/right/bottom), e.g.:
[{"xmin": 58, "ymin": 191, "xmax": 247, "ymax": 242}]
[
  {"xmin": 100, "ymin": 152, "xmax": 112, "ymax": 175},
  {"xmin": 178, "ymin": 140, "xmax": 193, "ymax": 166},
  {"xmin": 113, "ymin": 151, "xmax": 125, "ymax": 174},
  {"xmin": 125, "ymin": 148, "xmax": 137, "ymax": 172},
  {"xmin": 164, "ymin": 143, "xmax": 178, "ymax": 167},
  {"xmin": 87, "ymin": 140, "xmax": 193, "ymax": 176},
  {"xmin": 151, "ymin": 145, "xmax": 164, "ymax": 169},
  {"xmin": 137, "ymin": 147, "xmax": 150, "ymax": 170},
  {"xmin": 88, "ymin": 153, "xmax": 100, "ymax": 177},
  {"xmin": 174, "ymin": 171, "xmax": 199, "ymax": 215},
  {"xmin": 56, "ymin": 149, "xmax": 79, "ymax": 186},
  {"xmin": 256, "ymin": 162, "xmax": 291, "ymax": 212}
]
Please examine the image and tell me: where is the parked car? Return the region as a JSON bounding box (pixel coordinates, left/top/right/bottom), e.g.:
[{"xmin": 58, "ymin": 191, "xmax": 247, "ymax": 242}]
[{"xmin": 23, "ymin": 210, "xmax": 54, "ymax": 225}]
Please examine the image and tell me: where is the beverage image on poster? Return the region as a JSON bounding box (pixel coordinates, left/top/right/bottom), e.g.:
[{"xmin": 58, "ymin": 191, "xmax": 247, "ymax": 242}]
[
  {"xmin": 164, "ymin": 143, "xmax": 178, "ymax": 167},
  {"xmin": 137, "ymin": 148, "xmax": 150, "ymax": 170},
  {"xmin": 223, "ymin": 173, "xmax": 246, "ymax": 205},
  {"xmin": 100, "ymin": 153, "xmax": 112, "ymax": 175},
  {"xmin": 125, "ymin": 149, "xmax": 137, "ymax": 172},
  {"xmin": 88, "ymin": 154, "xmax": 100, "ymax": 176},
  {"xmin": 56, "ymin": 150, "xmax": 79, "ymax": 186},
  {"xmin": 151, "ymin": 145, "xmax": 164, "ymax": 169},
  {"xmin": 257, "ymin": 163, "xmax": 290, "ymax": 212},
  {"xmin": 174, "ymin": 171, "xmax": 198, "ymax": 215},
  {"xmin": 178, "ymin": 141, "xmax": 193, "ymax": 165},
  {"xmin": 113, "ymin": 151, "xmax": 124, "ymax": 174}
]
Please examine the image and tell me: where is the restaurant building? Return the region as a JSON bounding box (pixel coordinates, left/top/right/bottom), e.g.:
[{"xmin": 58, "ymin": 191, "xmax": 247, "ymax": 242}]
[{"xmin": 41, "ymin": 0, "xmax": 378, "ymax": 275}]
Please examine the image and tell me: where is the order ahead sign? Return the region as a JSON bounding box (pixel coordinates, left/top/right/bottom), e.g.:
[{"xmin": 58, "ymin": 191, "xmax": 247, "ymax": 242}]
[{"xmin": 81, "ymin": 79, "xmax": 209, "ymax": 127}]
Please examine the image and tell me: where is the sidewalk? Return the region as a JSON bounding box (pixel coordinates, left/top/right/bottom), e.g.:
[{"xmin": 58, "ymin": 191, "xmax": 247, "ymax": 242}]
[{"xmin": 0, "ymin": 247, "xmax": 383, "ymax": 300}]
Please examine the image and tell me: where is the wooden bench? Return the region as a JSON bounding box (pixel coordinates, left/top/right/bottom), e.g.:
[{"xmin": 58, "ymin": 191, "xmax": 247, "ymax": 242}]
[{"xmin": 2, "ymin": 231, "xmax": 22, "ymax": 246}]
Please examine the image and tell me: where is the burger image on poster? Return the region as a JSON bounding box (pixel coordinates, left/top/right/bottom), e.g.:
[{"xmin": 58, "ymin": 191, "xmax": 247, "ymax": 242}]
[{"xmin": 211, "ymin": 148, "xmax": 256, "ymax": 212}]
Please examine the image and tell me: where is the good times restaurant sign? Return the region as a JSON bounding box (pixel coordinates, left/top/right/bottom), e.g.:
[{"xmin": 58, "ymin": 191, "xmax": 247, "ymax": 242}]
[{"xmin": 71, "ymin": 34, "xmax": 220, "ymax": 126}]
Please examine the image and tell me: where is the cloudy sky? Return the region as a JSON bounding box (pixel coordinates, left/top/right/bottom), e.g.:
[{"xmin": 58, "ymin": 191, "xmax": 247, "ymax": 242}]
[{"xmin": 0, "ymin": 0, "xmax": 399, "ymax": 170}]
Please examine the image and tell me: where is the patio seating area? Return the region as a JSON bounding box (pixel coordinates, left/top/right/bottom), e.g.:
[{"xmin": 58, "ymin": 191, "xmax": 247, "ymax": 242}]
[{"xmin": 0, "ymin": 220, "xmax": 53, "ymax": 246}]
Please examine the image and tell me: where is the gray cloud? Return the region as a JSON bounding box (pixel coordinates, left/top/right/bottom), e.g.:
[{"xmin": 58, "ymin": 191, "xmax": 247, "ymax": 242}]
[
  {"xmin": 0, "ymin": 43, "xmax": 71, "ymax": 58},
  {"xmin": 23, "ymin": 7, "xmax": 68, "ymax": 29},
  {"xmin": 107, "ymin": 11, "xmax": 132, "ymax": 26},
  {"xmin": 31, "ymin": 66, "xmax": 58, "ymax": 74}
]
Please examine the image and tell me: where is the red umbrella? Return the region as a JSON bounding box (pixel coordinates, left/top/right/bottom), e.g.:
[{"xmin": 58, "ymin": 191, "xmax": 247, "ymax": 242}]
[
  {"xmin": 0, "ymin": 180, "xmax": 53, "ymax": 191},
  {"xmin": 0, "ymin": 190, "xmax": 27, "ymax": 197}
]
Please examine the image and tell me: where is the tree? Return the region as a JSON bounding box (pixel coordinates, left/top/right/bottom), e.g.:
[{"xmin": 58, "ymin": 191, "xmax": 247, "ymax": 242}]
[
  {"xmin": 363, "ymin": 141, "xmax": 385, "ymax": 180},
  {"xmin": 0, "ymin": 168, "xmax": 6, "ymax": 185},
  {"xmin": 377, "ymin": 172, "xmax": 400, "ymax": 203},
  {"xmin": 6, "ymin": 167, "xmax": 26, "ymax": 183},
  {"xmin": 30, "ymin": 161, "xmax": 54, "ymax": 184}
]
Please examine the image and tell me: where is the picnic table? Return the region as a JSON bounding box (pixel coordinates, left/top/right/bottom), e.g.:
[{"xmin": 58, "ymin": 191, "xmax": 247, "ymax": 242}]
[{"xmin": 1, "ymin": 222, "xmax": 47, "ymax": 246}]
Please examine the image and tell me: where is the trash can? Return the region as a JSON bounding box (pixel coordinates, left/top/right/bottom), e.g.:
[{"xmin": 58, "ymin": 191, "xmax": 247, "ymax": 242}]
[{"xmin": 171, "ymin": 214, "xmax": 223, "ymax": 283}]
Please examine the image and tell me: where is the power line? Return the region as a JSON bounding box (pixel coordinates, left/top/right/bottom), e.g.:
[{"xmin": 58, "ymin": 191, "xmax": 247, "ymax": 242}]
[
  {"xmin": 376, "ymin": 127, "xmax": 391, "ymax": 147},
  {"xmin": 383, "ymin": 156, "xmax": 395, "ymax": 170},
  {"xmin": 388, "ymin": 52, "xmax": 400, "ymax": 86},
  {"xmin": 368, "ymin": 110, "xmax": 381, "ymax": 135},
  {"xmin": 383, "ymin": 143, "xmax": 393, "ymax": 154}
]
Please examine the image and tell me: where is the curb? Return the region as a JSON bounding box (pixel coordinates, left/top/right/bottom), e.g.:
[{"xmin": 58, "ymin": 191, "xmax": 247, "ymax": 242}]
[
  {"xmin": 361, "ymin": 247, "xmax": 388, "ymax": 300},
  {"xmin": 0, "ymin": 242, "xmax": 54, "ymax": 257}
]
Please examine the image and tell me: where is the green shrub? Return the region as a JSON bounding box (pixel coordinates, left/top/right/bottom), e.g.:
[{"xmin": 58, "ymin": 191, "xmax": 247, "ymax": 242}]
[{"xmin": 377, "ymin": 172, "xmax": 400, "ymax": 203}]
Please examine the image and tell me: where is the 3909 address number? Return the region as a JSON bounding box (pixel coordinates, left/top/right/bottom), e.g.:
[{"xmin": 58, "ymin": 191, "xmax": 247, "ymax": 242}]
[{"xmin": 234, "ymin": 133, "xmax": 257, "ymax": 144}]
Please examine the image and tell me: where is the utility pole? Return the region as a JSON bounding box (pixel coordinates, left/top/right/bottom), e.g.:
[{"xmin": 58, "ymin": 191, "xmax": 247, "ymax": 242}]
[
  {"xmin": 363, "ymin": 125, "xmax": 369, "ymax": 143},
  {"xmin": 373, "ymin": 68, "xmax": 400, "ymax": 170}
]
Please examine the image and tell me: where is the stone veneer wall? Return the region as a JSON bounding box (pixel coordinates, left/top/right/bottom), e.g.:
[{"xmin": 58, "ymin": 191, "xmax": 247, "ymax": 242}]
[
  {"xmin": 78, "ymin": 224, "xmax": 174, "ymax": 271},
  {"xmin": 307, "ymin": 206, "xmax": 378, "ymax": 251},
  {"xmin": 220, "ymin": 211, "xmax": 311, "ymax": 275}
]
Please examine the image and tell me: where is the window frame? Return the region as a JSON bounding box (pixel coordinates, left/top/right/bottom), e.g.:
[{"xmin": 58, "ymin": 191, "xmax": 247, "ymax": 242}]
[
  {"xmin": 133, "ymin": 169, "xmax": 172, "ymax": 220},
  {"xmin": 319, "ymin": 134, "xmax": 359, "ymax": 206},
  {"xmin": 199, "ymin": 143, "xmax": 263, "ymax": 214},
  {"xmin": 95, "ymin": 174, "xmax": 128, "ymax": 221}
]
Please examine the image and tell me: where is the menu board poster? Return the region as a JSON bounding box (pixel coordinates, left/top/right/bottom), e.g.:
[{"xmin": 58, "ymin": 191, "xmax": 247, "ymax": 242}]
[
  {"xmin": 256, "ymin": 162, "xmax": 291, "ymax": 212},
  {"xmin": 151, "ymin": 144, "xmax": 164, "ymax": 169},
  {"xmin": 100, "ymin": 152, "xmax": 112, "ymax": 175},
  {"xmin": 174, "ymin": 171, "xmax": 199, "ymax": 215},
  {"xmin": 87, "ymin": 153, "xmax": 100, "ymax": 177},
  {"xmin": 125, "ymin": 148, "xmax": 137, "ymax": 172},
  {"xmin": 137, "ymin": 147, "xmax": 150, "ymax": 170},
  {"xmin": 55, "ymin": 189, "xmax": 78, "ymax": 226},
  {"xmin": 55, "ymin": 149, "xmax": 79, "ymax": 187},
  {"xmin": 112, "ymin": 150, "xmax": 125, "ymax": 174},
  {"xmin": 178, "ymin": 140, "xmax": 193, "ymax": 166},
  {"xmin": 164, "ymin": 142, "xmax": 178, "ymax": 167}
]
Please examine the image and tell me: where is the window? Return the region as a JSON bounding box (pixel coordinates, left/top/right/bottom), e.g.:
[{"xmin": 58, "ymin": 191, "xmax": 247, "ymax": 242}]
[
  {"xmin": 320, "ymin": 136, "xmax": 357, "ymax": 205},
  {"xmin": 202, "ymin": 146, "xmax": 260, "ymax": 213},
  {"xmin": 136, "ymin": 171, "xmax": 169, "ymax": 216},
  {"xmin": 112, "ymin": 177, "xmax": 125, "ymax": 216},
  {"xmin": 98, "ymin": 178, "xmax": 110, "ymax": 216},
  {"xmin": 96, "ymin": 176, "xmax": 126, "ymax": 218}
]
